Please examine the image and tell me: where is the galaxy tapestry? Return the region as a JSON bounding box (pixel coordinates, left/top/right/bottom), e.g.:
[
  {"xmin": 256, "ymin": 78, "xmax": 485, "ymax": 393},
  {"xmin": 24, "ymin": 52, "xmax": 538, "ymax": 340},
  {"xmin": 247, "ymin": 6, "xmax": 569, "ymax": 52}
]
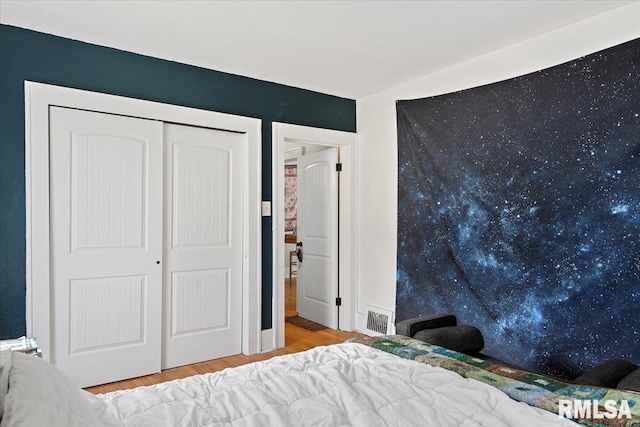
[{"xmin": 396, "ymin": 38, "xmax": 640, "ymax": 379}]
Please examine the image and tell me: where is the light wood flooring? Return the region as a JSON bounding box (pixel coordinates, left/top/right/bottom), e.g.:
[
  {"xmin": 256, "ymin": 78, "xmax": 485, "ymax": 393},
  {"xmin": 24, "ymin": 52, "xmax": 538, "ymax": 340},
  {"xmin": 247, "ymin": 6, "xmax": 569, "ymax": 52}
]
[{"xmin": 86, "ymin": 278, "xmax": 364, "ymax": 394}]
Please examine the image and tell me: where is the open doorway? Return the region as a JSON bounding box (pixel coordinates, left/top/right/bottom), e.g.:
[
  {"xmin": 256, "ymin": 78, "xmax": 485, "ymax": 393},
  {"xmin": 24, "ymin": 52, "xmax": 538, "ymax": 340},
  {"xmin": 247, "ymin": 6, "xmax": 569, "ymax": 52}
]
[
  {"xmin": 272, "ymin": 123, "xmax": 357, "ymax": 351},
  {"xmin": 283, "ymin": 143, "xmax": 337, "ymax": 333}
]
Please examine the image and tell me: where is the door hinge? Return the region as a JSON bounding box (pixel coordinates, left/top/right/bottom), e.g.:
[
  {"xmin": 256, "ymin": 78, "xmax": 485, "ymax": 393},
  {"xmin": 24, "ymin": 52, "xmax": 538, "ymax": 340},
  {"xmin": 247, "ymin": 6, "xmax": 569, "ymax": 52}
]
[
  {"xmin": 335, "ymin": 297, "xmax": 342, "ymax": 306},
  {"xmin": 336, "ymin": 163, "xmax": 342, "ymax": 172}
]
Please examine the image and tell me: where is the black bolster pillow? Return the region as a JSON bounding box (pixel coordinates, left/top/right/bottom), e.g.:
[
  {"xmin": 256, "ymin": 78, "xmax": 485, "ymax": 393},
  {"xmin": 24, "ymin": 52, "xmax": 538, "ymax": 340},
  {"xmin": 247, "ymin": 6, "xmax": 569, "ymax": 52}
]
[
  {"xmin": 618, "ymin": 368, "xmax": 640, "ymax": 392},
  {"xmin": 414, "ymin": 325, "xmax": 485, "ymax": 353},
  {"xmin": 574, "ymin": 359, "xmax": 639, "ymax": 388},
  {"xmin": 396, "ymin": 314, "xmax": 457, "ymax": 337}
]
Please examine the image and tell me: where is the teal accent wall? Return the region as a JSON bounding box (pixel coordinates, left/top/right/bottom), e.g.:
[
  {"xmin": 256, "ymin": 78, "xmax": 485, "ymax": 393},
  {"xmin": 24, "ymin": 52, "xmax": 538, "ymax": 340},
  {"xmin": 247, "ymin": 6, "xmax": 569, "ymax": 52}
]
[{"xmin": 0, "ymin": 24, "xmax": 355, "ymax": 339}]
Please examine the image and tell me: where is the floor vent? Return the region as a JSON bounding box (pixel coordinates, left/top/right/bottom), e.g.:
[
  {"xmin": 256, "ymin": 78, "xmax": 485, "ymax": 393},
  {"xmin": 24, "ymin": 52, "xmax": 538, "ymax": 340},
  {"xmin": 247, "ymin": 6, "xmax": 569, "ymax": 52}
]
[{"xmin": 365, "ymin": 305, "xmax": 394, "ymax": 336}]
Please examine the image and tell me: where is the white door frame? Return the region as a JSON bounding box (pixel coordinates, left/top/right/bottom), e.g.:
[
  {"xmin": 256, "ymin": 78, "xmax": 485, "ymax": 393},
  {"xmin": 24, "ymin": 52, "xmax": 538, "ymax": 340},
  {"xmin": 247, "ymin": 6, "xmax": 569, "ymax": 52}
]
[
  {"xmin": 271, "ymin": 123, "xmax": 357, "ymax": 350},
  {"xmin": 25, "ymin": 81, "xmax": 262, "ymax": 361}
]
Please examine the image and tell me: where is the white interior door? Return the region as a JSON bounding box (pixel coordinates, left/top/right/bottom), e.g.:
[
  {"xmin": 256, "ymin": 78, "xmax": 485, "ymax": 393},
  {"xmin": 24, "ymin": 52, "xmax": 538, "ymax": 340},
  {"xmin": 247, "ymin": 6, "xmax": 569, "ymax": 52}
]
[
  {"xmin": 296, "ymin": 147, "xmax": 339, "ymax": 329},
  {"xmin": 49, "ymin": 107, "xmax": 163, "ymax": 388},
  {"xmin": 162, "ymin": 124, "xmax": 244, "ymax": 369}
]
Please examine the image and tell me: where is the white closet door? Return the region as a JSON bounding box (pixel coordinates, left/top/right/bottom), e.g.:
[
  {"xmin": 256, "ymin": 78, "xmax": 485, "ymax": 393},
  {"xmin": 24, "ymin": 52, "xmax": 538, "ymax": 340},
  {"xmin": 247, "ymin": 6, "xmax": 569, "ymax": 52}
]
[
  {"xmin": 162, "ymin": 123, "xmax": 244, "ymax": 369},
  {"xmin": 49, "ymin": 107, "xmax": 163, "ymax": 388}
]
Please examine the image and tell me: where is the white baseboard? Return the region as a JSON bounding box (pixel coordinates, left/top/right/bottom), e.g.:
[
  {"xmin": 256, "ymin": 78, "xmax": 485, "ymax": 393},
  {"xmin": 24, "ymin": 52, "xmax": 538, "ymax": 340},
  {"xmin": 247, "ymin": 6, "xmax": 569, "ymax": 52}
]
[
  {"xmin": 261, "ymin": 328, "xmax": 274, "ymax": 353},
  {"xmin": 356, "ymin": 311, "xmax": 367, "ymax": 333}
]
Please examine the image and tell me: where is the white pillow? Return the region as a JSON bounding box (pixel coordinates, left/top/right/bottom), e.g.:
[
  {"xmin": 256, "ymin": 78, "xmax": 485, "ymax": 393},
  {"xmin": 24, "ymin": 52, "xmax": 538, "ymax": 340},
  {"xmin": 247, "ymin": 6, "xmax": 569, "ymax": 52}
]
[
  {"xmin": 0, "ymin": 352, "xmax": 121, "ymax": 427},
  {"xmin": 0, "ymin": 350, "xmax": 11, "ymax": 419}
]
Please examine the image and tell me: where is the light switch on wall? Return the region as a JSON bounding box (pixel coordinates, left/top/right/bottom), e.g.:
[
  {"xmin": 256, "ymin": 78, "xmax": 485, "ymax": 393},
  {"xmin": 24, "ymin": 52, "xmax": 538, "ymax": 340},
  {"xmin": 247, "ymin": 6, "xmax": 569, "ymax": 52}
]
[{"xmin": 261, "ymin": 201, "xmax": 271, "ymax": 216}]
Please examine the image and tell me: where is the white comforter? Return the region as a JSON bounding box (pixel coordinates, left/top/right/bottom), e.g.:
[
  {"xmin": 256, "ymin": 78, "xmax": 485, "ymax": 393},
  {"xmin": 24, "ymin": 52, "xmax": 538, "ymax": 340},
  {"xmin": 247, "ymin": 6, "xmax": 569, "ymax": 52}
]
[
  {"xmin": 100, "ymin": 343, "xmax": 575, "ymax": 426},
  {"xmin": 1, "ymin": 343, "xmax": 577, "ymax": 426}
]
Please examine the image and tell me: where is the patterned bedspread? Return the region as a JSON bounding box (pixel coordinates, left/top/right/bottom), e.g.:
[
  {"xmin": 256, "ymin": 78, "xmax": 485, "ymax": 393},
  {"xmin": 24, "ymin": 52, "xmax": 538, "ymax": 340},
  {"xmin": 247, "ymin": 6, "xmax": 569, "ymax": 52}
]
[{"xmin": 351, "ymin": 335, "xmax": 640, "ymax": 427}]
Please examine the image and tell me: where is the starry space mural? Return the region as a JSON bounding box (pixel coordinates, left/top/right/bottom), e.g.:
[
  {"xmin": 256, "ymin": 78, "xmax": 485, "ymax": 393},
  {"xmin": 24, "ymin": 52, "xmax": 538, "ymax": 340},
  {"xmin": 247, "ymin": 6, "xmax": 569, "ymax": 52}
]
[{"xmin": 396, "ymin": 38, "xmax": 640, "ymax": 380}]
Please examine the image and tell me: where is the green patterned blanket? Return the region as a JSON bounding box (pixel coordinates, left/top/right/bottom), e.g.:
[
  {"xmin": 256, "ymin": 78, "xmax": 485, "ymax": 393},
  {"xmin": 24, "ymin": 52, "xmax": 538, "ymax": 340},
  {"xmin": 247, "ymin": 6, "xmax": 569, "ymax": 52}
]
[{"xmin": 350, "ymin": 335, "xmax": 640, "ymax": 427}]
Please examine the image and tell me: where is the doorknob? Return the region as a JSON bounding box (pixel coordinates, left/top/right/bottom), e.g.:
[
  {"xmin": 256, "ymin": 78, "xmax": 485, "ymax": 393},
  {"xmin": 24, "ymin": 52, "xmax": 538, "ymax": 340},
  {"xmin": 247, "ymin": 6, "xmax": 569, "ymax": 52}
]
[{"xmin": 296, "ymin": 242, "xmax": 303, "ymax": 263}]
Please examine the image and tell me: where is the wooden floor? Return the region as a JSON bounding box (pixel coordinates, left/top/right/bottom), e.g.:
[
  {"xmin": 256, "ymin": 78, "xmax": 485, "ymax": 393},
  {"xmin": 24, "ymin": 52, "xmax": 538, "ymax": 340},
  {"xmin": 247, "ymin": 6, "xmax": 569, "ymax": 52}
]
[
  {"xmin": 86, "ymin": 278, "xmax": 364, "ymax": 394},
  {"xmin": 285, "ymin": 276, "xmax": 298, "ymax": 318}
]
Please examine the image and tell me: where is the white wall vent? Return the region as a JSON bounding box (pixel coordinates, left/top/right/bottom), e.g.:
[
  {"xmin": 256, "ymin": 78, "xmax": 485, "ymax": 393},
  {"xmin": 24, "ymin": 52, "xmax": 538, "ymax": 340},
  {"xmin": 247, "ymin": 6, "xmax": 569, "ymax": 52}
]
[{"xmin": 365, "ymin": 305, "xmax": 394, "ymax": 336}]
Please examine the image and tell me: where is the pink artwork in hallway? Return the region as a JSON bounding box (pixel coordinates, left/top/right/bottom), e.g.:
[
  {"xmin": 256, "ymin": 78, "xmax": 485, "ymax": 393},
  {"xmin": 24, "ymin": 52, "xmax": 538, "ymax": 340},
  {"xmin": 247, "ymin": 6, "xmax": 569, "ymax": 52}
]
[{"xmin": 285, "ymin": 164, "xmax": 297, "ymax": 232}]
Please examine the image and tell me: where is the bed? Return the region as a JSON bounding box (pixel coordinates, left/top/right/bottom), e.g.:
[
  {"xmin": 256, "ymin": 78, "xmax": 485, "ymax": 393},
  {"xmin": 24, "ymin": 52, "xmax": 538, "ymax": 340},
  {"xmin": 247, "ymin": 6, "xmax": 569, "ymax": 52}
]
[{"xmin": 1, "ymin": 336, "xmax": 638, "ymax": 426}]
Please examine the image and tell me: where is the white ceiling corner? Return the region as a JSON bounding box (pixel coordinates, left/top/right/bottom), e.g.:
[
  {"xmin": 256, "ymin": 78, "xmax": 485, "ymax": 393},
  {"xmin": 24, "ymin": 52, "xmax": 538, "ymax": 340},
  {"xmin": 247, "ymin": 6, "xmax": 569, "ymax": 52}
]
[{"xmin": 0, "ymin": 0, "xmax": 634, "ymax": 99}]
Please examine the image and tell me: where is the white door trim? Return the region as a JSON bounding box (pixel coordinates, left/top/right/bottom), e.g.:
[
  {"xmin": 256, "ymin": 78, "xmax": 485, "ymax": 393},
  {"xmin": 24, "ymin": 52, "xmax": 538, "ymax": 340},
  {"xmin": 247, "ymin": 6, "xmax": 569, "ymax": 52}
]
[
  {"xmin": 272, "ymin": 122, "xmax": 357, "ymax": 350},
  {"xmin": 25, "ymin": 81, "xmax": 262, "ymax": 361}
]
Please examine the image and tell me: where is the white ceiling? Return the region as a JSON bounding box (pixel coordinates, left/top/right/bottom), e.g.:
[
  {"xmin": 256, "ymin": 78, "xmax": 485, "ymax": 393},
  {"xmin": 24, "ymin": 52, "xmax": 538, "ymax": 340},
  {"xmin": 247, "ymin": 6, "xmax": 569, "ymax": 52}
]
[{"xmin": 0, "ymin": 1, "xmax": 633, "ymax": 99}]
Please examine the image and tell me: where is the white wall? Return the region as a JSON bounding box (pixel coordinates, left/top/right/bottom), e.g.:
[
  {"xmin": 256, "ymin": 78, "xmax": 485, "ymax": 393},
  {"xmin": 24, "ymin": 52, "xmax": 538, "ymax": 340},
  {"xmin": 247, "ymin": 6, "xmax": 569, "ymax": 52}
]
[{"xmin": 355, "ymin": 3, "xmax": 640, "ymax": 332}]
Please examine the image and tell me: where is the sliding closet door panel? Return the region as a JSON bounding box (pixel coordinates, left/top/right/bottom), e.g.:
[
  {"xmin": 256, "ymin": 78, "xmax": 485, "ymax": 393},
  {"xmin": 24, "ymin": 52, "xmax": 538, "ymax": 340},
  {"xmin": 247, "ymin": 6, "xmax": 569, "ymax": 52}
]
[
  {"xmin": 49, "ymin": 107, "xmax": 163, "ymax": 388},
  {"xmin": 163, "ymin": 123, "xmax": 244, "ymax": 369}
]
